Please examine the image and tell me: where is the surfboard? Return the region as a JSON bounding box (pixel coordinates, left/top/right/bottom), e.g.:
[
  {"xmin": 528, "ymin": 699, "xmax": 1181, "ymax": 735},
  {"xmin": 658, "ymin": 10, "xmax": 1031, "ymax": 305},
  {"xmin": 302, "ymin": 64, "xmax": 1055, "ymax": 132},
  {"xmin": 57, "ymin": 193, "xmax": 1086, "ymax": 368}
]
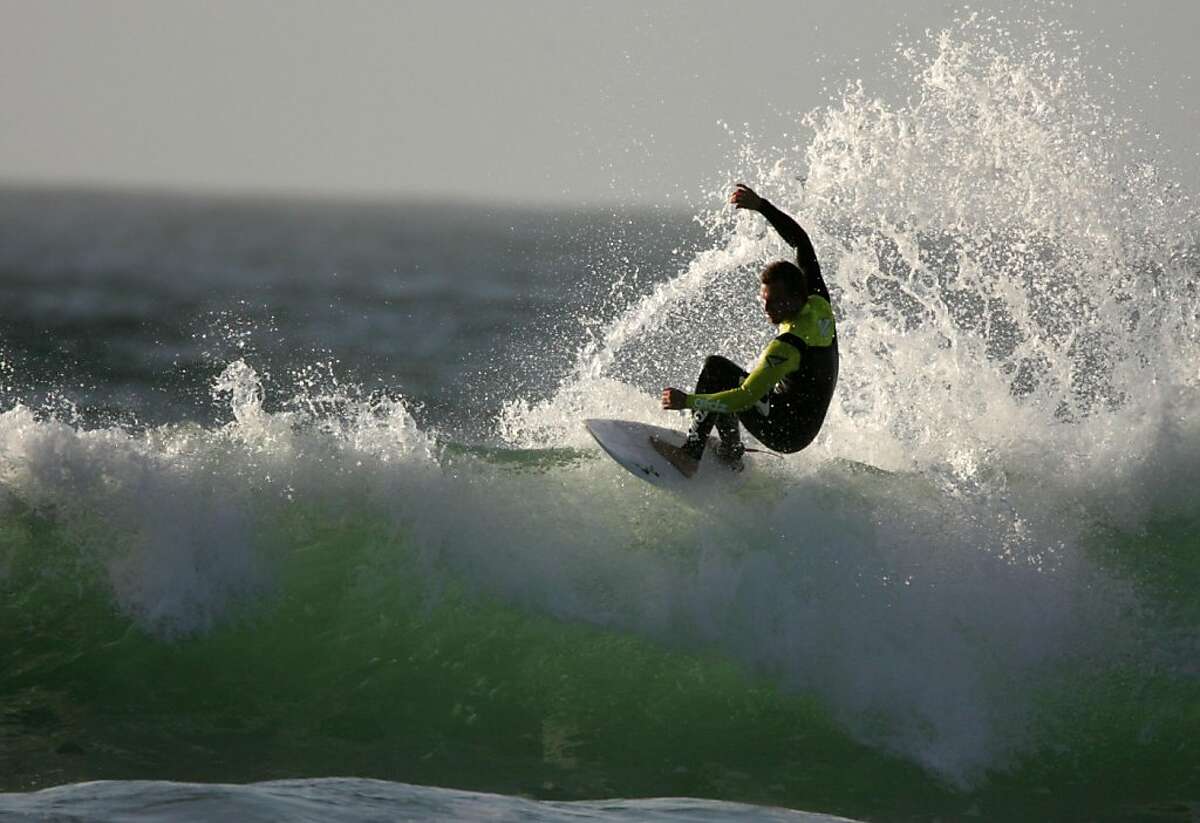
[{"xmin": 583, "ymin": 418, "xmax": 746, "ymax": 491}]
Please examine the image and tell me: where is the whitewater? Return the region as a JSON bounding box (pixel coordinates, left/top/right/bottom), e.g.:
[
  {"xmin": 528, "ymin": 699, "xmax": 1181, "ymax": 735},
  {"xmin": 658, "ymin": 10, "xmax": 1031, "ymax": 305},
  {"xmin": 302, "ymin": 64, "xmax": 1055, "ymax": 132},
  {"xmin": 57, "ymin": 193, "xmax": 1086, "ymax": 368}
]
[{"xmin": 3, "ymin": 13, "xmax": 1198, "ymax": 823}]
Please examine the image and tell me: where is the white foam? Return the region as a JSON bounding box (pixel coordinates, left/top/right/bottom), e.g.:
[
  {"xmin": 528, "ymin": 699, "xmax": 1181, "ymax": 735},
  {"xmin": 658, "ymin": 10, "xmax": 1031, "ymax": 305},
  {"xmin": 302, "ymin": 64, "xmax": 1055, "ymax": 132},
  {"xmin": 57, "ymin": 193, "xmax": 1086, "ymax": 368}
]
[
  {"xmin": 0, "ymin": 777, "xmax": 863, "ymax": 822},
  {"xmin": 0, "ymin": 360, "xmax": 438, "ymax": 637}
]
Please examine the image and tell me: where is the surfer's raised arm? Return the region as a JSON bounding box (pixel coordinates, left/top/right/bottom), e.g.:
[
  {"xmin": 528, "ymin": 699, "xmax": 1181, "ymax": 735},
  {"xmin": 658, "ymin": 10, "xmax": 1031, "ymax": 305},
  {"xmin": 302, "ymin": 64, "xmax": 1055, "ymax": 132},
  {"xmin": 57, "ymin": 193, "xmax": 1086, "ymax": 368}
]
[{"xmin": 730, "ymin": 183, "xmax": 829, "ymax": 303}]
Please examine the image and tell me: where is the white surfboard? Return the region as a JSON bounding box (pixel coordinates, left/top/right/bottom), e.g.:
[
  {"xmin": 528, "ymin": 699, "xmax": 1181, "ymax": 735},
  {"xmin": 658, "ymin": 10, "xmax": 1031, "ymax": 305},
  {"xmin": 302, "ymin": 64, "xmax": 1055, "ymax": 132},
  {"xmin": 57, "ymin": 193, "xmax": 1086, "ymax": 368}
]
[{"xmin": 584, "ymin": 418, "xmax": 747, "ymax": 491}]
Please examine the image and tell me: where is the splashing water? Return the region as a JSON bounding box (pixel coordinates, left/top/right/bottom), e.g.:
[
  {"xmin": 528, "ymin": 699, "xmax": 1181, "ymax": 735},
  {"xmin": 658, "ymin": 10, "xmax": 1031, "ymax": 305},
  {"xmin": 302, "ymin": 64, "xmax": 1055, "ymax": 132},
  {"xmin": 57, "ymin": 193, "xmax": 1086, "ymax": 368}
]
[{"xmin": 504, "ymin": 14, "xmax": 1198, "ymax": 466}]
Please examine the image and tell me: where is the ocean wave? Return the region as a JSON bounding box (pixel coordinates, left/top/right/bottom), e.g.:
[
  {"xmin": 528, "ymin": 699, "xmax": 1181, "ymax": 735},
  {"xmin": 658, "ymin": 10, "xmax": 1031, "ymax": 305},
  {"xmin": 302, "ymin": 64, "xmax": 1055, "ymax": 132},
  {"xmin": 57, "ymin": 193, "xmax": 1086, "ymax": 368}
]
[{"xmin": 3, "ymin": 9, "xmax": 1199, "ymax": 819}]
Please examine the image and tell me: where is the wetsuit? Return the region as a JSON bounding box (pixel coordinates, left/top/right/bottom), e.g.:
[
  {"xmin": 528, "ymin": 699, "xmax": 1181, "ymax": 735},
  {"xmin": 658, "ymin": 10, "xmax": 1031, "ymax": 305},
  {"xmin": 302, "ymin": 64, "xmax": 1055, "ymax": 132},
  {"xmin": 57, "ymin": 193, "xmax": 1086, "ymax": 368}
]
[{"xmin": 682, "ymin": 200, "xmax": 839, "ymax": 456}]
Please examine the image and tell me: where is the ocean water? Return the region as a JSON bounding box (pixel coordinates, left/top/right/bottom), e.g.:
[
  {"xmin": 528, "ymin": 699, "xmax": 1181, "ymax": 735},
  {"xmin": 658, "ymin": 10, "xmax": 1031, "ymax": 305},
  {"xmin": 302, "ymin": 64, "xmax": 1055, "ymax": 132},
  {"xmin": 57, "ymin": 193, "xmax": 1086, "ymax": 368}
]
[{"xmin": 3, "ymin": 13, "xmax": 1200, "ymax": 823}]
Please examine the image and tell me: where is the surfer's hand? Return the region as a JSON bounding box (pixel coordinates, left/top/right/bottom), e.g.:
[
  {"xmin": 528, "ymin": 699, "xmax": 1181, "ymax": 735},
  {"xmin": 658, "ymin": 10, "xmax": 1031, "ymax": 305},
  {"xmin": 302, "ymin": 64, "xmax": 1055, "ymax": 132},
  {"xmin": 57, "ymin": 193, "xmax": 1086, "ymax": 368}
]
[
  {"xmin": 661, "ymin": 387, "xmax": 688, "ymax": 410},
  {"xmin": 731, "ymin": 183, "xmax": 762, "ymax": 211}
]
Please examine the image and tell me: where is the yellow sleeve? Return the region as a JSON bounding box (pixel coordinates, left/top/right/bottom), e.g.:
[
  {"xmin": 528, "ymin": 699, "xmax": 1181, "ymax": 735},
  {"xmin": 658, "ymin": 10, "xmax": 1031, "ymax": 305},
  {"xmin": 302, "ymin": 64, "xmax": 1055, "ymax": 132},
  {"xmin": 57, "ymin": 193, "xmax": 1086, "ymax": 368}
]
[{"xmin": 685, "ymin": 339, "xmax": 801, "ymax": 414}]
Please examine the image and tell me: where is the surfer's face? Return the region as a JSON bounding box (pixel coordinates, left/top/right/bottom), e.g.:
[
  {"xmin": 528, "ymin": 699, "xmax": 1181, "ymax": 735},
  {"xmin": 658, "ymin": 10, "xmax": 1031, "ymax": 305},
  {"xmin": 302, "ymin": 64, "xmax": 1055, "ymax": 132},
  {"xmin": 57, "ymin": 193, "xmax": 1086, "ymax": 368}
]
[{"xmin": 760, "ymin": 282, "xmax": 801, "ymax": 324}]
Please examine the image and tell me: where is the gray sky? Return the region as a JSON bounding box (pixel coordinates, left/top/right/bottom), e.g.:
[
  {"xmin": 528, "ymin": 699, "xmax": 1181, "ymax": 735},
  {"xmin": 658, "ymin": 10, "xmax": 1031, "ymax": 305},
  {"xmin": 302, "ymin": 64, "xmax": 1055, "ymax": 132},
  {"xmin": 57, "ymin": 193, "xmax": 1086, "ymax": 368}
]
[{"xmin": 1, "ymin": 1, "xmax": 1197, "ymax": 205}]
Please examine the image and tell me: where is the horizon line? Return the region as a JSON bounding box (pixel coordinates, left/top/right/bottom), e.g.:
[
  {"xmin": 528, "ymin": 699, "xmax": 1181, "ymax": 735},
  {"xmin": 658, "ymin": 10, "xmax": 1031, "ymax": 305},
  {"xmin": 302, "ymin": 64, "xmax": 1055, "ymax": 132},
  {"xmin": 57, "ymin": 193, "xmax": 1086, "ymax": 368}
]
[{"xmin": 0, "ymin": 175, "xmax": 707, "ymax": 216}]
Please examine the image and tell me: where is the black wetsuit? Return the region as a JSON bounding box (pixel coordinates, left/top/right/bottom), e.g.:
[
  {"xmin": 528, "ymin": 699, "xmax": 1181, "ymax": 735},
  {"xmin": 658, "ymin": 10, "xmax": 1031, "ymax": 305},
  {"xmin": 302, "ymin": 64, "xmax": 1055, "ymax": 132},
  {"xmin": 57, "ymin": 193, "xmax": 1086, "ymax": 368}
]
[{"xmin": 683, "ymin": 200, "xmax": 839, "ymax": 455}]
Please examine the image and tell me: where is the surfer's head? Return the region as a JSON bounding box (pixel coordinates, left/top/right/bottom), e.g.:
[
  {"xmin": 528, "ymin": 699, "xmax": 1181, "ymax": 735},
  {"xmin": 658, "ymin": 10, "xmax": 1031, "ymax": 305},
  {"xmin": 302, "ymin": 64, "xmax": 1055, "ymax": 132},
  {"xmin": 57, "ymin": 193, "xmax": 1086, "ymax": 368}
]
[{"xmin": 759, "ymin": 260, "xmax": 808, "ymax": 323}]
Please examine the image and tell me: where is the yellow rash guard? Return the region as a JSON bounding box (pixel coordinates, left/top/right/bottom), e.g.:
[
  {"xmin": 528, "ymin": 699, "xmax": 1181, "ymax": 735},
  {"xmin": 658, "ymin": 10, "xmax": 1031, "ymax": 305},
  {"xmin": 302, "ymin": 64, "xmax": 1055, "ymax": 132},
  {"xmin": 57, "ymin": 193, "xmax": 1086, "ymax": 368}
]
[{"xmin": 685, "ymin": 294, "xmax": 837, "ymax": 414}]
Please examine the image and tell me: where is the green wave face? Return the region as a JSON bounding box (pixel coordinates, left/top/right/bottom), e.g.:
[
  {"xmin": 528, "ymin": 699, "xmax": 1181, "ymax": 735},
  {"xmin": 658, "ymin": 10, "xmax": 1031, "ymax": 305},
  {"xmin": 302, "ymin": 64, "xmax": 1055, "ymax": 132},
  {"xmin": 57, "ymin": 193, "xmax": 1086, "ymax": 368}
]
[
  {"xmin": 3, "ymin": 414, "xmax": 1198, "ymax": 823},
  {"xmin": 0, "ymin": 490, "xmax": 931, "ymax": 815}
]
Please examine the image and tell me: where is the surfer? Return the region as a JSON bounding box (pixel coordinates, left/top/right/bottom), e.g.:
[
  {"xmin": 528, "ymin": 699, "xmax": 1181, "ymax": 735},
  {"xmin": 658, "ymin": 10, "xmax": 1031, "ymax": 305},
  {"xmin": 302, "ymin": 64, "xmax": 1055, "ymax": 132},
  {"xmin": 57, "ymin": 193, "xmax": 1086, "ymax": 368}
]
[{"xmin": 654, "ymin": 183, "xmax": 838, "ymax": 476}]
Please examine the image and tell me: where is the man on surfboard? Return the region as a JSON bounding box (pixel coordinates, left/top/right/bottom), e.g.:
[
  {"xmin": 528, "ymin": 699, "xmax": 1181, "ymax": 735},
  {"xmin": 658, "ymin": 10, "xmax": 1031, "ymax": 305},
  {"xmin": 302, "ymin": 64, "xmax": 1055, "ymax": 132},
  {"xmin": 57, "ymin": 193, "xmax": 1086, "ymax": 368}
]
[{"xmin": 654, "ymin": 183, "xmax": 838, "ymax": 476}]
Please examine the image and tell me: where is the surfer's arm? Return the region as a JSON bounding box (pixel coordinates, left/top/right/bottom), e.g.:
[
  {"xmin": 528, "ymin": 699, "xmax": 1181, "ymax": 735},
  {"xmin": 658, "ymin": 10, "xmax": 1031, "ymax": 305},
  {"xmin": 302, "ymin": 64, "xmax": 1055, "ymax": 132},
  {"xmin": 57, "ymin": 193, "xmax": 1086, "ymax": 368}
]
[
  {"xmin": 732, "ymin": 184, "xmax": 829, "ymax": 302},
  {"xmin": 685, "ymin": 339, "xmax": 801, "ymax": 414},
  {"xmin": 758, "ymin": 200, "xmax": 830, "ymax": 303}
]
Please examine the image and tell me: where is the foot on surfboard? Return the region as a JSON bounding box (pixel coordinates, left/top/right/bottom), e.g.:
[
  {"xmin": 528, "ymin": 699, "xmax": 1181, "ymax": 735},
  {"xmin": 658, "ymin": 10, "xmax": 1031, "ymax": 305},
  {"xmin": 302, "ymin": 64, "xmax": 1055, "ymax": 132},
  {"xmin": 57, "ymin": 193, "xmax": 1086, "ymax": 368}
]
[{"xmin": 649, "ymin": 436, "xmax": 699, "ymax": 478}]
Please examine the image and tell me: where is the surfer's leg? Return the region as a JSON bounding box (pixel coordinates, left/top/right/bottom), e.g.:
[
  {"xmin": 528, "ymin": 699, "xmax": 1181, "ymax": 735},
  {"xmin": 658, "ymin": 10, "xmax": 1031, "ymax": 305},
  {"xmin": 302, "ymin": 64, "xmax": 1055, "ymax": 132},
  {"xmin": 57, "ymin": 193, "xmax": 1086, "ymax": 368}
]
[
  {"xmin": 739, "ymin": 394, "xmax": 826, "ymax": 454},
  {"xmin": 683, "ymin": 356, "xmax": 746, "ymax": 458}
]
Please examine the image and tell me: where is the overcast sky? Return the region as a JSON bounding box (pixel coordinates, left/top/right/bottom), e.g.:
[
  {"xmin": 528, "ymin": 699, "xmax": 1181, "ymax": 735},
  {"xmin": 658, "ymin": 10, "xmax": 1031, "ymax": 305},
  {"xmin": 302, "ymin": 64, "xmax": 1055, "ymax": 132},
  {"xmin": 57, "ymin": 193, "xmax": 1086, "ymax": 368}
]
[{"xmin": 1, "ymin": 1, "xmax": 1197, "ymax": 205}]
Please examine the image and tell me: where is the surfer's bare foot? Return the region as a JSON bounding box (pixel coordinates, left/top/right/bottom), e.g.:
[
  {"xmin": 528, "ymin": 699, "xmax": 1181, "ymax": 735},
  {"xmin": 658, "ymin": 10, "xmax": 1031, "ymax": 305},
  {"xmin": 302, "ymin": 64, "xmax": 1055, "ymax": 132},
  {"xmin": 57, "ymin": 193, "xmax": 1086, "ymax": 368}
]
[{"xmin": 649, "ymin": 436, "xmax": 699, "ymax": 478}]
